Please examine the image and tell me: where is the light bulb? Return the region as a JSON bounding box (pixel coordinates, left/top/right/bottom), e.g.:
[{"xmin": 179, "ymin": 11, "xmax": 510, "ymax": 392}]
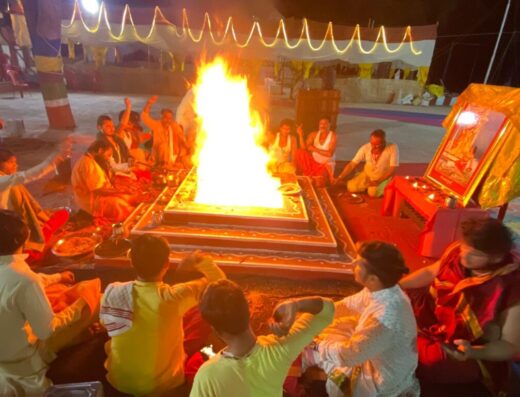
[{"xmin": 81, "ymin": 0, "xmax": 100, "ymax": 14}]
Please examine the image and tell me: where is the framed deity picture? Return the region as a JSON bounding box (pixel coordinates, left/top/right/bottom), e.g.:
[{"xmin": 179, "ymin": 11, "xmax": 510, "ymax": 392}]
[{"xmin": 425, "ymin": 104, "xmax": 511, "ymax": 206}]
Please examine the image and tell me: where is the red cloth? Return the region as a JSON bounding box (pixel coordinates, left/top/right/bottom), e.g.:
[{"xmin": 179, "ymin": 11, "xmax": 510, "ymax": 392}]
[
  {"xmin": 132, "ymin": 169, "xmax": 152, "ymax": 181},
  {"xmin": 295, "ymin": 149, "xmax": 329, "ymax": 179},
  {"xmin": 408, "ymin": 245, "xmax": 520, "ymax": 387},
  {"xmin": 26, "ymin": 209, "xmax": 70, "ymax": 264},
  {"xmin": 416, "ymin": 334, "xmax": 481, "ymax": 384},
  {"xmin": 183, "ymin": 306, "xmax": 212, "ymax": 384},
  {"xmin": 42, "ymin": 209, "xmax": 70, "ymax": 242},
  {"xmin": 283, "ymin": 355, "xmax": 305, "ymax": 397},
  {"xmin": 431, "ymin": 245, "xmax": 519, "ymax": 342},
  {"xmin": 381, "ymin": 176, "xmax": 489, "ymax": 257}
]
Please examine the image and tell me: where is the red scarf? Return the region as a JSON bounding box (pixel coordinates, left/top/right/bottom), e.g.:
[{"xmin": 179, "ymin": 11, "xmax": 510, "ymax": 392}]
[{"xmin": 429, "ymin": 243, "xmax": 520, "ymax": 342}]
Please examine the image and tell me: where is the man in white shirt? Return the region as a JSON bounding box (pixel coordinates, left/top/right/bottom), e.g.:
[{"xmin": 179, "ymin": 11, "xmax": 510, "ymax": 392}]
[
  {"xmin": 0, "ymin": 145, "xmax": 70, "ymax": 256},
  {"xmin": 0, "ymin": 210, "xmax": 100, "ymax": 396},
  {"xmin": 333, "ymin": 129, "xmax": 398, "ymax": 197},
  {"xmin": 303, "ymin": 241, "xmax": 419, "ymax": 397}
]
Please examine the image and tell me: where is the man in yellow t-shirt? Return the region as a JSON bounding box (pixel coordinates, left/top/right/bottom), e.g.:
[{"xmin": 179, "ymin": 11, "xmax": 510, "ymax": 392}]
[
  {"xmin": 101, "ymin": 235, "xmax": 226, "ymax": 396},
  {"xmin": 190, "ymin": 279, "xmax": 334, "ymax": 397}
]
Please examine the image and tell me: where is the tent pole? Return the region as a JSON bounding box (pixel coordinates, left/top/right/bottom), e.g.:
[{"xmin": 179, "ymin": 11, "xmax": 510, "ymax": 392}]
[{"xmin": 483, "ymin": 0, "xmax": 511, "ymax": 84}]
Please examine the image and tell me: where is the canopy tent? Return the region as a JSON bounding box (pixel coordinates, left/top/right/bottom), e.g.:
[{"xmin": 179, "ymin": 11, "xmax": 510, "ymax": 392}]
[{"xmin": 60, "ymin": 1, "xmax": 436, "ymax": 68}]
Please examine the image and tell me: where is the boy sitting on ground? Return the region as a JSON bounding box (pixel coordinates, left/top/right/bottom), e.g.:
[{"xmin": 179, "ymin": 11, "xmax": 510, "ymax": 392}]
[{"xmin": 101, "ymin": 235, "xmax": 226, "ymax": 396}]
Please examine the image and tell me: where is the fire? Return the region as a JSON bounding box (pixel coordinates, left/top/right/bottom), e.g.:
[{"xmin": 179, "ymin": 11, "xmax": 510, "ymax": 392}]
[{"xmin": 192, "ymin": 58, "xmax": 283, "ymax": 208}]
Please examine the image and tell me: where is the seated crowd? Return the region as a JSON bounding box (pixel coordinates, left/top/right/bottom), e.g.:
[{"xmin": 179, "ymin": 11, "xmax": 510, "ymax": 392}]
[
  {"xmin": 0, "ymin": 101, "xmax": 518, "ymax": 397},
  {"xmin": 2, "ymin": 95, "xmax": 396, "ymax": 228},
  {"xmin": 0, "ymin": 208, "xmax": 518, "ymax": 396}
]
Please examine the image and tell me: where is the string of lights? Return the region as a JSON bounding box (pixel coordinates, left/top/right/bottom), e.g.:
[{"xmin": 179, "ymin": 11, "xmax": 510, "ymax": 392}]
[{"xmin": 64, "ymin": 0, "xmax": 423, "ymax": 56}]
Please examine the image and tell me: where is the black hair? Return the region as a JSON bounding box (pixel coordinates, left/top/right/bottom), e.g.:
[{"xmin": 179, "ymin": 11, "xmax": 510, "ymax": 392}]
[
  {"xmin": 279, "ymin": 119, "xmax": 294, "ymax": 129},
  {"xmin": 97, "ymin": 114, "xmax": 112, "ymax": 126},
  {"xmin": 370, "ymin": 129, "xmax": 386, "ymax": 140},
  {"xmin": 461, "ymin": 218, "xmax": 514, "ymax": 257},
  {"xmin": 357, "ymin": 240, "xmax": 409, "ymax": 288},
  {"xmin": 199, "ymin": 279, "xmax": 250, "ymax": 335},
  {"xmin": 118, "ymin": 110, "xmax": 140, "ymax": 123},
  {"xmin": 161, "ymin": 108, "xmax": 174, "ymax": 116},
  {"xmin": 86, "ymin": 140, "xmax": 112, "ymax": 154},
  {"xmin": 130, "ymin": 235, "xmax": 170, "ymax": 279},
  {"xmin": 0, "ymin": 210, "xmax": 29, "ymax": 255}
]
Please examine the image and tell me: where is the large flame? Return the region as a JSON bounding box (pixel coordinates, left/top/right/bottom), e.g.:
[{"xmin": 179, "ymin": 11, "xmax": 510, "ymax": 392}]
[{"xmin": 192, "ymin": 58, "xmax": 283, "ymax": 208}]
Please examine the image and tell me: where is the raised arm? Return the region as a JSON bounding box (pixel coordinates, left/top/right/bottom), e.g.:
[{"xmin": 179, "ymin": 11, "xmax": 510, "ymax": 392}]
[
  {"xmin": 296, "ymin": 124, "xmax": 306, "ymax": 149},
  {"xmin": 0, "ymin": 152, "xmax": 66, "ymax": 191},
  {"xmin": 141, "ymin": 95, "xmax": 160, "ymax": 130},
  {"xmin": 116, "ymin": 97, "xmax": 132, "ymax": 136},
  {"xmin": 161, "ymin": 254, "xmax": 226, "ymax": 314},
  {"xmin": 269, "ymin": 297, "xmax": 335, "ymax": 357},
  {"xmin": 399, "ymin": 261, "xmax": 440, "ymax": 290}
]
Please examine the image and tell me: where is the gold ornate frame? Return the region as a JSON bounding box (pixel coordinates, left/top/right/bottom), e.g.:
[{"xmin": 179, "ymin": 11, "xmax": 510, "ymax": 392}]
[{"xmin": 424, "ymin": 104, "xmax": 511, "ymax": 207}]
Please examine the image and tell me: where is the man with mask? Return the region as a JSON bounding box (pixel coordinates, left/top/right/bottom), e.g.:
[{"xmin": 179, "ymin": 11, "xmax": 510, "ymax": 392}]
[
  {"xmin": 400, "ymin": 218, "xmax": 520, "ymax": 392},
  {"xmin": 333, "ymin": 129, "xmax": 398, "ymax": 197}
]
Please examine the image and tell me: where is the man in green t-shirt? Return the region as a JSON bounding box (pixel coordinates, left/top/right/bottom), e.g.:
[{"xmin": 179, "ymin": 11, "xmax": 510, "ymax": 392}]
[{"xmin": 190, "ymin": 279, "xmax": 334, "ymax": 397}]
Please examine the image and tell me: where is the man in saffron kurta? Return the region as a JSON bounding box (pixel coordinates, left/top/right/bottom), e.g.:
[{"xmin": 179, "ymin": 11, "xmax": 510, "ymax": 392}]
[
  {"xmin": 141, "ymin": 95, "xmax": 191, "ymax": 168},
  {"xmin": 71, "ymin": 140, "xmax": 134, "ymax": 222},
  {"xmin": 400, "ymin": 218, "xmax": 520, "ymax": 392}
]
